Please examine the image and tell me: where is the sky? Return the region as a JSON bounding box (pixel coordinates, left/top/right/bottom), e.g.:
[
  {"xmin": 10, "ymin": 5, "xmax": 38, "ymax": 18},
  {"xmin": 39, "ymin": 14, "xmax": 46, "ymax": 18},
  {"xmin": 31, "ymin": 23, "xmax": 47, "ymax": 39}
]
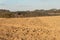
[{"xmin": 0, "ymin": 0, "xmax": 60, "ymax": 11}]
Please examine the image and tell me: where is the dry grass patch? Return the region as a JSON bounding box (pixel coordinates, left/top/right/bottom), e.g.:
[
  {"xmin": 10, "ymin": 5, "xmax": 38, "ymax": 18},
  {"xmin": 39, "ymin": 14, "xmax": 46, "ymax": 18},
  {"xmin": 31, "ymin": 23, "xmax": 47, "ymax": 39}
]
[{"xmin": 0, "ymin": 16, "xmax": 60, "ymax": 40}]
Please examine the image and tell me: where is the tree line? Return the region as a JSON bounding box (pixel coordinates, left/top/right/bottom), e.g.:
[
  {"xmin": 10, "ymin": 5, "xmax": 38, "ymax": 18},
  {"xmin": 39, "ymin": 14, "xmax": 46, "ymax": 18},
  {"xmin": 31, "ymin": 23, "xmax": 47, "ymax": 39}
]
[{"xmin": 0, "ymin": 9, "xmax": 60, "ymax": 18}]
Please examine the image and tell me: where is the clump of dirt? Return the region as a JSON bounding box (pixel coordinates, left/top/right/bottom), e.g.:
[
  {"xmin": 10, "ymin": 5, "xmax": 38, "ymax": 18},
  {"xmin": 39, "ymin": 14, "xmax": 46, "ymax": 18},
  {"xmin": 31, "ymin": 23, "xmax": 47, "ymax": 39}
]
[{"xmin": 0, "ymin": 25, "xmax": 58, "ymax": 40}]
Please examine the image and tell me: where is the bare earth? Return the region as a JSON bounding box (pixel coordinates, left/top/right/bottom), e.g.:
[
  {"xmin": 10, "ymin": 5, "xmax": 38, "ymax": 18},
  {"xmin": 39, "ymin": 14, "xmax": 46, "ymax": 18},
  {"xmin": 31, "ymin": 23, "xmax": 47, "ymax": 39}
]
[{"xmin": 0, "ymin": 16, "xmax": 60, "ymax": 40}]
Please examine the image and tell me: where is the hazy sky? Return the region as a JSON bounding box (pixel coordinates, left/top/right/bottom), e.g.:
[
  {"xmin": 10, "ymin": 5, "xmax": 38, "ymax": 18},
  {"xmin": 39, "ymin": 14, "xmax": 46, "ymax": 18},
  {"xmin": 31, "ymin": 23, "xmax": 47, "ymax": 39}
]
[{"xmin": 0, "ymin": 0, "xmax": 60, "ymax": 11}]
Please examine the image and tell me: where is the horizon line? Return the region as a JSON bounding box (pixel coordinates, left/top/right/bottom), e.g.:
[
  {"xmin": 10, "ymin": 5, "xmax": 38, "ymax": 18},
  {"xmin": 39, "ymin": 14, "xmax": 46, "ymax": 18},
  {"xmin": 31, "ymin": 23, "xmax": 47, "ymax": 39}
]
[{"xmin": 0, "ymin": 8, "xmax": 60, "ymax": 12}]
